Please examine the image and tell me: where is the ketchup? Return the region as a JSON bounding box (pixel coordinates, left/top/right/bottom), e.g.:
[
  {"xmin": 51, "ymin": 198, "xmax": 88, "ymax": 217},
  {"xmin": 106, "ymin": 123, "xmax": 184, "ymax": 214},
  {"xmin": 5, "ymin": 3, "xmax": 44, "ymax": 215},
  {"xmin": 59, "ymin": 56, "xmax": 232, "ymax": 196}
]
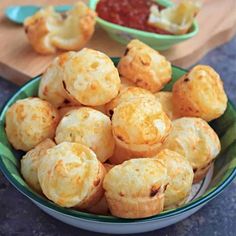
[{"xmin": 96, "ymin": 0, "xmax": 172, "ymax": 35}]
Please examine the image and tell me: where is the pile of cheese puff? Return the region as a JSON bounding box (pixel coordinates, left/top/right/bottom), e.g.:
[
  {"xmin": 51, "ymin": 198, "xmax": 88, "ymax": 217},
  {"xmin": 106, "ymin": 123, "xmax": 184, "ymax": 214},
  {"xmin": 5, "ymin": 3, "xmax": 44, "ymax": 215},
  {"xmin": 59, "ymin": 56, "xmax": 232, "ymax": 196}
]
[{"xmin": 5, "ymin": 39, "xmax": 227, "ymax": 219}]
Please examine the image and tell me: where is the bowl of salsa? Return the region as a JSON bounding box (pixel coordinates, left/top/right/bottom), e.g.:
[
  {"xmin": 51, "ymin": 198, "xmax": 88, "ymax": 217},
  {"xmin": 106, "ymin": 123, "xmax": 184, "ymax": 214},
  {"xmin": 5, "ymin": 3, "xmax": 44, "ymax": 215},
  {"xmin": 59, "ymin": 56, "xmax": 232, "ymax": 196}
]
[{"xmin": 89, "ymin": 0, "xmax": 199, "ymax": 50}]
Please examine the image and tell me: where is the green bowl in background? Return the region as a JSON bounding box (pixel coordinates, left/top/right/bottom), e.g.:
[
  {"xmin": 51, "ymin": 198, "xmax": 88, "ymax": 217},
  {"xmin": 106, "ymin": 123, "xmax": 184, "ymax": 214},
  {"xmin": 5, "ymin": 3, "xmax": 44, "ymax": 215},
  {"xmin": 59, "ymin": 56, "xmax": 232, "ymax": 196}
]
[
  {"xmin": 88, "ymin": 0, "xmax": 199, "ymax": 50},
  {"xmin": 0, "ymin": 58, "xmax": 235, "ymax": 234}
]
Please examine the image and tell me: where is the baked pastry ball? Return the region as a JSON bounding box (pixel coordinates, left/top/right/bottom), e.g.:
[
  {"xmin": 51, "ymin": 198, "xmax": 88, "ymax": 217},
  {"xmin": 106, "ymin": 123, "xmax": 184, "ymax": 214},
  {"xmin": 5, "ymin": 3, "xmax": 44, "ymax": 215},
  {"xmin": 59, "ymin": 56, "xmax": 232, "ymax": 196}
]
[
  {"xmin": 5, "ymin": 97, "xmax": 59, "ymax": 151},
  {"xmin": 38, "ymin": 142, "xmax": 106, "ymax": 208},
  {"xmin": 38, "ymin": 52, "xmax": 78, "ymax": 108},
  {"xmin": 110, "ymin": 97, "xmax": 172, "ymax": 164},
  {"xmin": 55, "ymin": 107, "xmax": 115, "ymax": 163},
  {"xmin": 24, "ymin": 2, "xmax": 96, "ymax": 54},
  {"xmin": 62, "ymin": 48, "xmax": 121, "ymax": 106},
  {"xmin": 154, "ymin": 149, "xmax": 193, "ymax": 210},
  {"xmin": 103, "ymin": 158, "xmax": 169, "ymax": 218},
  {"xmin": 155, "ymin": 91, "xmax": 176, "ymax": 120},
  {"xmin": 173, "ymin": 65, "xmax": 228, "ymax": 122},
  {"xmin": 160, "ymin": 117, "xmax": 221, "ymax": 183},
  {"xmin": 21, "ymin": 139, "xmax": 55, "ymax": 193},
  {"xmin": 105, "ymin": 86, "xmax": 156, "ymax": 117},
  {"xmin": 118, "ymin": 39, "xmax": 172, "ymax": 93}
]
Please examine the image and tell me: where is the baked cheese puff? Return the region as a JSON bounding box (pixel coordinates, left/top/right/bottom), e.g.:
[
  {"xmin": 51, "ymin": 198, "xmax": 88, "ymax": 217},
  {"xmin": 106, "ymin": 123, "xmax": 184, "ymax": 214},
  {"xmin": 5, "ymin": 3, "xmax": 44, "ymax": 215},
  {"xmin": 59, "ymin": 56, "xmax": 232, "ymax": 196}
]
[
  {"xmin": 24, "ymin": 2, "xmax": 96, "ymax": 54},
  {"xmin": 155, "ymin": 91, "xmax": 176, "ymax": 120},
  {"xmin": 154, "ymin": 149, "xmax": 193, "ymax": 210},
  {"xmin": 55, "ymin": 107, "xmax": 115, "ymax": 163},
  {"xmin": 5, "ymin": 98, "xmax": 59, "ymax": 151},
  {"xmin": 62, "ymin": 48, "xmax": 121, "ymax": 106},
  {"xmin": 105, "ymin": 86, "xmax": 156, "ymax": 117},
  {"xmin": 21, "ymin": 139, "xmax": 55, "ymax": 193},
  {"xmin": 173, "ymin": 65, "xmax": 228, "ymax": 122},
  {"xmin": 111, "ymin": 97, "xmax": 172, "ymax": 164},
  {"xmin": 38, "ymin": 142, "xmax": 106, "ymax": 208},
  {"xmin": 38, "ymin": 52, "xmax": 79, "ymax": 108},
  {"xmin": 103, "ymin": 158, "xmax": 168, "ymax": 218},
  {"xmin": 86, "ymin": 163, "xmax": 114, "ymax": 215},
  {"xmin": 118, "ymin": 39, "xmax": 172, "ymax": 93},
  {"xmin": 160, "ymin": 118, "xmax": 221, "ymax": 183}
]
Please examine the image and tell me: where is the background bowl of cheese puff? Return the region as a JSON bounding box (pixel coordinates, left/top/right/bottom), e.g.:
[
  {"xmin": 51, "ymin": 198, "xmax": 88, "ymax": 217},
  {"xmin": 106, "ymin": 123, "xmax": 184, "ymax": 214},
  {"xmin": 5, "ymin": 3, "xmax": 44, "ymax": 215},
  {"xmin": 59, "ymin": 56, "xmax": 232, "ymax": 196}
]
[
  {"xmin": 0, "ymin": 39, "xmax": 236, "ymax": 234},
  {"xmin": 89, "ymin": 0, "xmax": 199, "ymax": 50}
]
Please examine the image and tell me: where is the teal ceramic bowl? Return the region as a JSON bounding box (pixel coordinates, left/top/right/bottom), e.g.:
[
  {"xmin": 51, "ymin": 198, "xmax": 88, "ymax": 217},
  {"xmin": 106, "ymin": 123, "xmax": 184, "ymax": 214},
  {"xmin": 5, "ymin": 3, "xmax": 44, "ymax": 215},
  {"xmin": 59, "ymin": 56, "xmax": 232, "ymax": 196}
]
[
  {"xmin": 0, "ymin": 59, "xmax": 235, "ymax": 234},
  {"xmin": 88, "ymin": 0, "xmax": 199, "ymax": 50}
]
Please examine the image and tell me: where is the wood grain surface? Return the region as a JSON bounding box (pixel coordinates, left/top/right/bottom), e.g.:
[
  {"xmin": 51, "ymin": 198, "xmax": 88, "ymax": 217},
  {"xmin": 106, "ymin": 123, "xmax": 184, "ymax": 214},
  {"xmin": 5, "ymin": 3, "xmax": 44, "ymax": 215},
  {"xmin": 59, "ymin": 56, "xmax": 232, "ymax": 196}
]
[{"xmin": 0, "ymin": 0, "xmax": 236, "ymax": 84}]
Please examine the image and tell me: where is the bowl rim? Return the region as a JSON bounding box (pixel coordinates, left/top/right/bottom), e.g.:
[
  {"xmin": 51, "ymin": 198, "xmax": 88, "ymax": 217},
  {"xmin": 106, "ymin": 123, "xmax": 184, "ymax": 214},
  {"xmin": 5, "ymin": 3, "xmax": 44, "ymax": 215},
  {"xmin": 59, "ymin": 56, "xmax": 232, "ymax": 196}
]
[
  {"xmin": 0, "ymin": 64, "xmax": 236, "ymax": 223},
  {"xmin": 88, "ymin": 0, "xmax": 199, "ymax": 40}
]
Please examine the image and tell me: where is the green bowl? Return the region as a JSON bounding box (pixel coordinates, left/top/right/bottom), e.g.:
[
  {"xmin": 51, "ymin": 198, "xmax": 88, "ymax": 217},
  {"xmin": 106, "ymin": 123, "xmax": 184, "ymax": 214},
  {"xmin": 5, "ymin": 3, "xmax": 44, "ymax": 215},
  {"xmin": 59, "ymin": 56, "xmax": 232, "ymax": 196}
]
[
  {"xmin": 88, "ymin": 0, "xmax": 199, "ymax": 50},
  {"xmin": 0, "ymin": 59, "xmax": 235, "ymax": 234}
]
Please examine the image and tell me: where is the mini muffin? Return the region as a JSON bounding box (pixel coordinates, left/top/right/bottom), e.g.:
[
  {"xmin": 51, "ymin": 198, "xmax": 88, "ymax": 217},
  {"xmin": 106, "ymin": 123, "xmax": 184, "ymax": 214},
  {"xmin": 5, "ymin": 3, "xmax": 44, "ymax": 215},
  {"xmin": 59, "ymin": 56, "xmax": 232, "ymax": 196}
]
[
  {"xmin": 55, "ymin": 107, "xmax": 115, "ymax": 163},
  {"xmin": 159, "ymin": 117, "xmax": 221, "ymax": 183},
  {"xmin": 155, "ymin": 91, "xmax": 176, "ymax": 120},
  {"xmin": 103, "ymin": 158, "xmax": 169, "ymax": 218},
  {"xmin": 38, "ymin": 52, "xmax": 78, "ymax": 108},
  {"xmin": 111, "ymin": 97, "xmax": 172, "ymax": 164},
  {"xmin": 38, "ymin": 142, "xmax": 106, "ymax": 208},
  {"xmin": 105, "ymin": 86, "xmax": 156, "ymax": 117},
  {"xmin": 62, "ymin": 48, "xmax": 120, "ymax": 106},
  {"xmin": 86, "ymin": 163, "xmax": 114, "ymax": 215},
  {"xmin": 5, "ymin": 98, "xmax": 59, "ymax": 151},
  {"xmin": 21, "ymin": 139, "xmax": 55, "ymax": 193},
  {"xmin": 173, "ymin": 65, "xmax": 228, "ymax": 122},
  {"xmin": 118, "ymin": 39, "xmax": 172, "ymax": 93},
  {"xmin": 154, "ymin": 149, "xmax": 194, "ymax": 209}
]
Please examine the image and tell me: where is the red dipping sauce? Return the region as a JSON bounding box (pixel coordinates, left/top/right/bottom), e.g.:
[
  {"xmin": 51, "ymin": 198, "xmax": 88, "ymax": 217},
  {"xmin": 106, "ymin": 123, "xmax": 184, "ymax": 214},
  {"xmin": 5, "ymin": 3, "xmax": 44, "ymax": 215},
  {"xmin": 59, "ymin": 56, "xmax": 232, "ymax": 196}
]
[{"xmin": 96, "ymin": 0, "xmax": 172, "ymax": 35}]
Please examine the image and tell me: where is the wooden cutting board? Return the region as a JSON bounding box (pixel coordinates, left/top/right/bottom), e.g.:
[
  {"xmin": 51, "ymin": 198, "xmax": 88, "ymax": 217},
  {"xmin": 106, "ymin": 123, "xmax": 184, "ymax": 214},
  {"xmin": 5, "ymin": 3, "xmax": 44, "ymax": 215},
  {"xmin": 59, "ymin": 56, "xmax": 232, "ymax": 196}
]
[{"xmin": 0, "ymin": 0, "xmax": 236, "ymax": 85}]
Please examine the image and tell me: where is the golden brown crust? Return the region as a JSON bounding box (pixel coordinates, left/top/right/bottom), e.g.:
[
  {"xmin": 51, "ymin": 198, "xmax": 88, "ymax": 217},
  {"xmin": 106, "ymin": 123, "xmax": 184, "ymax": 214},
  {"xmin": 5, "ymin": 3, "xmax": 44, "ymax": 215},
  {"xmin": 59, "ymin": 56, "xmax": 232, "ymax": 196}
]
[
  {"xmin": 24, "ymin": 2, "xmax": 96, "ymax": 54},
  {"xmin": 118, "ymin": 39, "xmax": 172, "ymax": 92},
  {"xmin": 111, "ymin": 97, "xmax": 172, "ymax": 163},
  {"xmin": 159, "ymin": 117, "xmax": 221, "ymax": 182},
  {"xmin": 62, "ymin": 48, "xmax": 121, "ymax": 106},
  {"xmin": 154, "ymin": 149, "xmax": 193, "ymax": 210},
  {"xmin": 55, "ymin": 107, "xmax": 115, "ymax": 163},
  {"xmin": 21, "ymin": 139, "xmax": 55, "ymax": 193},
  {"xmin": 173, "ymin": 65, "xmax": 228, "ymax": 122},
  {"xmin": 5, "ymin": 97, "xmax": 59, "ymax": 151},
  {"xmin": 38, "ymin": 52, "xmax": 79, "ymax": 108},
  {"xmin": 38, "ymin": 142, "xmax": 105, "ymax": 208},
  {"xmin": 103, "ymin": 158, "xmax": 168, "ymax": 218},
  {"xmin": 105, "ymin": 86, "xmax": 156, "ymax": 117},
  {"xmin": 24, "ymin": 11, "xmax": 56, "ymax": 54}
]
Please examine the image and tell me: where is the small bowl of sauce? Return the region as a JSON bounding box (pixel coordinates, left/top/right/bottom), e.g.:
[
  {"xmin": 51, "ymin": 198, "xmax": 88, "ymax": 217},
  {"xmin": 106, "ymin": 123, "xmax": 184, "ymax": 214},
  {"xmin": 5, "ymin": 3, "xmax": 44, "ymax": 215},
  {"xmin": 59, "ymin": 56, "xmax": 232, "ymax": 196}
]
[{"xmin": 89, "ymin": 0, "xmax": 199, "ymax": 50}]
